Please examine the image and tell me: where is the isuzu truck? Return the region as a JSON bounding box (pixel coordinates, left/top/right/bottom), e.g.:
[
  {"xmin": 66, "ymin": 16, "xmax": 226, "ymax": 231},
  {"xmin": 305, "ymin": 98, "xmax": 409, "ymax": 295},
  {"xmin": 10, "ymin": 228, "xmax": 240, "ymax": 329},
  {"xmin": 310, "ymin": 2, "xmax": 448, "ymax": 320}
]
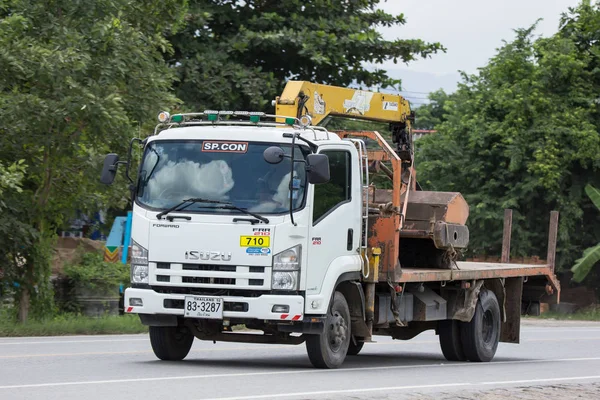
[{"xmin": 101, "ymin": 81, "xmax": 560, "ymax": 368}]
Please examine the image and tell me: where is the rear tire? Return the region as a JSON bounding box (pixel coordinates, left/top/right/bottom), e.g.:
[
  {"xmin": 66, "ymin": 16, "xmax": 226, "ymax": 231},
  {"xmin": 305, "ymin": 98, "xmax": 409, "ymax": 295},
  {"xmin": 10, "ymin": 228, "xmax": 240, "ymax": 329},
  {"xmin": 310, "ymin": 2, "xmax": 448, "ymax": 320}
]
[
  {"xmin": 347, "ymin": 338, "xmax": 364, "ymax": 356},
  {"xmin": 438, "ymin": 319, "xmax": 466, "ymax": 361},
  {"xmin": 149, "ymin": 326, "xmax": 194, "ymax": 361},
  {"xmin": 306, "ymin": 291, "xmax": 351, "ymax": 368},
  {"xmin": 460, "ymin": 289, "xmax": 501, "ymax": 362}
]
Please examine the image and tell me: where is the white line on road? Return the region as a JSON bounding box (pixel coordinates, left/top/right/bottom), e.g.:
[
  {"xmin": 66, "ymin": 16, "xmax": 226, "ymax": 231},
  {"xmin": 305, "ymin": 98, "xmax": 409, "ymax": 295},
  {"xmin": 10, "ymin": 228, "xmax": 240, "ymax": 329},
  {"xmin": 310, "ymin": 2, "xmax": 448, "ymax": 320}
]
[
  {"xmin": 0, "ymin": 334, "xmax": 146, "ymax": 340},
  {"xmin": 0, "ymin": 338, "xmax": 148, "ymax": 345},
  {"xmin": 1, "ymin": 356, "xmax": 600, "ymax": 390},
  {"xmin": 0, "ymin": 345, "xmax": 292, "ymax": 359},
  {"xmin": 3, "ymin": 337, "xmax": 600, "ymax": 359},
  {"xmin": 201, "ymin": 375, "xmax": 600, "ymax": 400},
  {"xmin": 521, "ymin": 328, "xmax": 600, "ymax": 333}
]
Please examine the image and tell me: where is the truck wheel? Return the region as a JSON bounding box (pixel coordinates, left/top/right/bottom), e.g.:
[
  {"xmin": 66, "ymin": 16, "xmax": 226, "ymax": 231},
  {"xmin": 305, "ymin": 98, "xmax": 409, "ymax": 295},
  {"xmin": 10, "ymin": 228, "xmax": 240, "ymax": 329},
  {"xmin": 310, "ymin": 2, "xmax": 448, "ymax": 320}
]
[
  {"xmin": 460, "ymin": 289, "xmax": 500, "ymax": 362},
  {"xmin": 306, "ymin": 291, "xmax": 351, "ymax": 368},
  {"xmin": 438, "ymin": 319, "xmax": 466, "ymax": 361},
  {"xmin": 149, "ymin": 326, "xmax": 194, "ymax": 361},
  {"xmin": 347, "ymin": 338, "xmax": 364, "ymax": 356}
]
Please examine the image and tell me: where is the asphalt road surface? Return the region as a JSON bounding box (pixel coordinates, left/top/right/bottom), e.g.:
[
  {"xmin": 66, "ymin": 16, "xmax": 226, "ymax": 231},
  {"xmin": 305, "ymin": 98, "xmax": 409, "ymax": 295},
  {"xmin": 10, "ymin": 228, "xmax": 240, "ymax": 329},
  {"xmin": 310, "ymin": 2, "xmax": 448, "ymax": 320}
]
[{"xmin": 1, "ymin": 320, "xmax": 600, "ymax": 400}]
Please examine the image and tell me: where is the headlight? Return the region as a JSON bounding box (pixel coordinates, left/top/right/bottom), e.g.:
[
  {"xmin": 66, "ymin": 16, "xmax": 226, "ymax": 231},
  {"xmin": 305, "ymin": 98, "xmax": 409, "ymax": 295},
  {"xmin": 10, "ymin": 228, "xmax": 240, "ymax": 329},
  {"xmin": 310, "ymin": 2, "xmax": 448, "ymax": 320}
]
[
  {"xmin": 273, "ymin": 245, "xmax": 300, "ymax": 271},
  {"xmin": 131, "ymin": 240, "xmax": 148, "ymax": 265},
  {"xmin": 132, "ymin": 265, "xmax": 149, "ymax": 284},
  {"xmin": 272, "ymin": 245, "xmax": 300, "ymax": 290},
  {"xmin": 130, "ymin": 240, "xmax": 149, "ymax": 284},
  {"xmin": 272, "ymin": 271, "xmax": 298, "ymax": 290}
]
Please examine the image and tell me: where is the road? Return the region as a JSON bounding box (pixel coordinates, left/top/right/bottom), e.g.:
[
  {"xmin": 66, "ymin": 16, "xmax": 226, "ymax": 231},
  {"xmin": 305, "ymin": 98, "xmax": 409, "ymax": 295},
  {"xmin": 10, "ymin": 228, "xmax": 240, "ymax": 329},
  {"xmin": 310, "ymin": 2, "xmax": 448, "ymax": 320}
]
[{"xmin": 1, "ymin": 320, "xmax": 600, "ymax": 400}]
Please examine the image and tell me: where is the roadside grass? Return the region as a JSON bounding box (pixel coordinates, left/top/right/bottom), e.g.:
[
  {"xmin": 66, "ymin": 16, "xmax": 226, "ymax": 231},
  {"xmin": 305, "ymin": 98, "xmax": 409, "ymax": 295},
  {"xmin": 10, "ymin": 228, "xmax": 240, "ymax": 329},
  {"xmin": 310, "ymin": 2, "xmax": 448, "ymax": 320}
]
[
  {"xmin": 0, "ymin": 312, "xmax": 148, "ymax": 337},
  {"xmin": 535, "ymin": 305, "xmax": 600, "ymax": 321}
]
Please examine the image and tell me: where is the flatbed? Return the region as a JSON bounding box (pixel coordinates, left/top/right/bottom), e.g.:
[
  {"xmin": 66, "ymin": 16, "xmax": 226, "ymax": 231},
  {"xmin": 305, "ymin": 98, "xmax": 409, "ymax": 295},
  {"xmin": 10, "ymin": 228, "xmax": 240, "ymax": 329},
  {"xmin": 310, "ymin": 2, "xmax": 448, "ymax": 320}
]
[{"xmin": 400, "ymin": 263, "xmax": 559, "ymax": 289}]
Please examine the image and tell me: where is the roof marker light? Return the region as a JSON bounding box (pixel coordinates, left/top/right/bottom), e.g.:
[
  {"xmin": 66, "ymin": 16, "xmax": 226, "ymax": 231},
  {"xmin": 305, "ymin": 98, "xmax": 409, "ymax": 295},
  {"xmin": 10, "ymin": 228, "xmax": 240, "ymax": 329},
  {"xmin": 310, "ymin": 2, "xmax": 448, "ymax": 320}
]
[
  {"xmin": 204, "ymin": 110, "xmax": 218, "ymax": 122},
  {"xmin": 285, "ymin": 117, "xmax": 295, "ymax": 125},
  {"xmin": 157, "ymin": 111, "xmax": 170, "ymax": 123},
  {"xmin": 249, "ymin": 115, "xmax": 260, "ymax": 123},
  {"xmin": 171, "ymin": 114, "xmax": 184, "ymax": 123}
]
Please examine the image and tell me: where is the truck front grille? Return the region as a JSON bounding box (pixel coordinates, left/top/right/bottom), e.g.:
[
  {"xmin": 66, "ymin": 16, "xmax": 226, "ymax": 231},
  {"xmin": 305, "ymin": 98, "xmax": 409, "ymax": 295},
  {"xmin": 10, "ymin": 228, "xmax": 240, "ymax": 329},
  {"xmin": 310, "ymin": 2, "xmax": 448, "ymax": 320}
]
[
  {"xmin": 181, "ymin": 277, "xmax": 237, "ymax": 285},
  {"xmin": 149, "ymin": 262, "xmax": 270, "ymax": 290},
  {"xmin": 182, "ymin": 264, "xmax": 237, "ymax": 272}
]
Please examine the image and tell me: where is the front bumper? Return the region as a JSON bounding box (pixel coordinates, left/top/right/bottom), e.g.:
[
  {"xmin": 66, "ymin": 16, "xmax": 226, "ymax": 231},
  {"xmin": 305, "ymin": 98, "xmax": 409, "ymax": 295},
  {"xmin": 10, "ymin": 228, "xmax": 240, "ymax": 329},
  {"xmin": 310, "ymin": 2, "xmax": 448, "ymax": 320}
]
[{"xmin": 124, "ymin": 288, "xmax": 304, "ymax": 321}]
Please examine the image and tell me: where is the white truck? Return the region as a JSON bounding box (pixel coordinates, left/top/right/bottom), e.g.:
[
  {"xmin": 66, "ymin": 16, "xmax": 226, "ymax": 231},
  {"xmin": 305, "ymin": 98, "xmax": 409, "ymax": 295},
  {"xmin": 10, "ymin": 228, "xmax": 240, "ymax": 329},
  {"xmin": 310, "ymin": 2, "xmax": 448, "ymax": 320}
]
[{"xmin": 101, "ymin": 82, "xmax": 560, "ymax": 368}]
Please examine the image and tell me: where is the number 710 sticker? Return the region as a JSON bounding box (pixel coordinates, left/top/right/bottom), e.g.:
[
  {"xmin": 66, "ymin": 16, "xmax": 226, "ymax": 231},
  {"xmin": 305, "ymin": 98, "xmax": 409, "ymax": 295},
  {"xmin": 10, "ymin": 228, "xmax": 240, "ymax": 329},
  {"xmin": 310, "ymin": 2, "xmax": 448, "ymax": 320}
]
[{"xmin": 240, "ymin": 236, "xmax": 271, "ymax": 247}]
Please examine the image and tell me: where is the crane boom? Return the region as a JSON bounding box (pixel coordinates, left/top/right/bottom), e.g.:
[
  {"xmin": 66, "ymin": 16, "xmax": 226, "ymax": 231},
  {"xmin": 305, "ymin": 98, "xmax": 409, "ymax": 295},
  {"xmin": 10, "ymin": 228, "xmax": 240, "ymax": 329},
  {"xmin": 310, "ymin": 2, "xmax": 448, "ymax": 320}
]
[
  {"xmin": 275, "ymin": 81, "xmax": 412, "ymax": 126},
  {"xmin": 275, "ymin": 81, "xmax": 414, "ymax": 163}
]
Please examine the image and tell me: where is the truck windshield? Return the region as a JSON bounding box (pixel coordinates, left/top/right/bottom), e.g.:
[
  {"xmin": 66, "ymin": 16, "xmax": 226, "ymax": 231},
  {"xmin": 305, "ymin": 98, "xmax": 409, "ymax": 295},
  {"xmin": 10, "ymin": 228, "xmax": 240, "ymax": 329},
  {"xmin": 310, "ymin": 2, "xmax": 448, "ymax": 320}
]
[{"xmin": 136, "ymin": 140, "xmax": 308, "ymax": 215}]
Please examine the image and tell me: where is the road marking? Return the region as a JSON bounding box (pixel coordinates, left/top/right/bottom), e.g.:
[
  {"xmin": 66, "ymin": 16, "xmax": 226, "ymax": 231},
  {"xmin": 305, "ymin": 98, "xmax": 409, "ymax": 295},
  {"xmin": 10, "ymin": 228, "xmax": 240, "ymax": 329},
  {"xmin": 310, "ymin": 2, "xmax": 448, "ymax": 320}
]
[
  {"xmin": 0, "ymin": 338, "xmax": 148, "ymax": 345},
  {"xmin": 2, "ymin": 337, "xmax": 600, "ymax": 359},
  {"xmin": 0, "ymin": 345, "xmax": 292, "ymax": 359},
  {"xmin": 201, "ymin": 375, "xmax": 600, "ymax": 400},
  {"xmin": 0, "ymin": 334, "xmax": 145, "ymax": 341},
  {"xmin": 1, "ymin": 356, "xmax": 600, "ymax": 390},
  {"xmin": 522, "ymin": 328, "xmax": 600, "ymax": 333}
]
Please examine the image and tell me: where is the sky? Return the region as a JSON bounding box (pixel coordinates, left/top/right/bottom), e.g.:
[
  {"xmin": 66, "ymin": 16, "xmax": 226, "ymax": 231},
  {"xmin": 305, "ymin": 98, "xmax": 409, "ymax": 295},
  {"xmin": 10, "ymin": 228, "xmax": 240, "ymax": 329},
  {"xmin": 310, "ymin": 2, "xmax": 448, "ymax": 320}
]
[{"xmin": 373, "ymin": 0, "xmax": 582, "ymax": 104}]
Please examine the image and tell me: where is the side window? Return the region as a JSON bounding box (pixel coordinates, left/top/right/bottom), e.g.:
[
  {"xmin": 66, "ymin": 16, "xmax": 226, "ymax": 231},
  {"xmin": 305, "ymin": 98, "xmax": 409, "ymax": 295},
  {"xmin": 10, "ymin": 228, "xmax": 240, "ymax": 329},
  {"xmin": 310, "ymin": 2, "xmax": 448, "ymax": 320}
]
[{"xmin": 313, "ymin": 150, "xmax": 351, "ymax": 224}]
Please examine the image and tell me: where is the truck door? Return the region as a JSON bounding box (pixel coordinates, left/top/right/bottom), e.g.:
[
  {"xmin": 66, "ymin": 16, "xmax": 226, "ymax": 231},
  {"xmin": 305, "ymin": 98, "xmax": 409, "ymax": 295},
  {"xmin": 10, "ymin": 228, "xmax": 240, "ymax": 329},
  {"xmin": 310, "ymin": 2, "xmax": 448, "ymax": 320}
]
[{"xmin": 306, "ymin": 147, "xmax": 362, "ymax": 311}]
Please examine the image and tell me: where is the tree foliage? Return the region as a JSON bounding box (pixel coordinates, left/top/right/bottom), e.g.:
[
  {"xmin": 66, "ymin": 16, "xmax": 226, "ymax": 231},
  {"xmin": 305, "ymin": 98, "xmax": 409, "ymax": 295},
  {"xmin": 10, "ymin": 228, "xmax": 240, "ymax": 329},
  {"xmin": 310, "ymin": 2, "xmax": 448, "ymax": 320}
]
[
  {"xmin": 0, "ymin": 0, "xmax": 186, "ymax": 320},
  {"xmin": 415, "ymin": 3, "xmax": 600, "ymax": 272},
  {"xmin": 571, "ymin": 185, "xmax": 600, "ymax": 282},
  {"xmin": 412, "ymin": 89, "xmax": 449, "ymax": 130},
  {"xmin": 168, "ymin": 0, "xmax": 444, "ymax": 111}
]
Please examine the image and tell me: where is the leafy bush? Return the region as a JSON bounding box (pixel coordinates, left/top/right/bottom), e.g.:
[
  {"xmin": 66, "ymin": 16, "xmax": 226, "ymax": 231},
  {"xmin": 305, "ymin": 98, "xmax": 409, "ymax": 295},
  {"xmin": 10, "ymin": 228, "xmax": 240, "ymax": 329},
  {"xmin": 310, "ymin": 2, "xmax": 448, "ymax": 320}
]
[{"xmin": 63, "ymin": 251, "xmax": 129, "ymax": 291}]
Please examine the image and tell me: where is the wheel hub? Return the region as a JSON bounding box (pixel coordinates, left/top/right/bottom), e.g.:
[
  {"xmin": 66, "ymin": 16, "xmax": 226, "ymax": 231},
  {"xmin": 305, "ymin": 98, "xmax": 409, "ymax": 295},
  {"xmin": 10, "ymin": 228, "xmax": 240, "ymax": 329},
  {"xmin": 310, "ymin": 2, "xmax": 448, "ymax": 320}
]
[
  {"xmin": 482, "ymin": 309, "xmax": 494, "ymax": 344},
  {"xmin": 328, "ymin": 311, "xmax": 348, "ymax": 352}
]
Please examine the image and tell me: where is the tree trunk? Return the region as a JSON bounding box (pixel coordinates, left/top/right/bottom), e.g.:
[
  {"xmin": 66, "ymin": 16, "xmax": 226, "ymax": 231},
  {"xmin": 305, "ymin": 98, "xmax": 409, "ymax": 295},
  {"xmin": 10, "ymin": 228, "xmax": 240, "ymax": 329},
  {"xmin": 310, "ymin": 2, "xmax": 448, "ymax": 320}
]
[{"xmin": 18, "ymin": 286, "xmax": 30, "ymax": 323}]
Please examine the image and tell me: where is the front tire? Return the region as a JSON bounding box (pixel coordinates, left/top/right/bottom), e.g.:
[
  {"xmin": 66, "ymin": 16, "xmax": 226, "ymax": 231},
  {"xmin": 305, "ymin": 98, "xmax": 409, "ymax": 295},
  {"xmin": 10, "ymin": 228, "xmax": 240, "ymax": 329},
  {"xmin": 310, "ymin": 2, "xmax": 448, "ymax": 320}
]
[
  {"xmin": 306, "ymin": 291, "xmax": 351, "ymax": 368},
  {"xmin": 460, "ymin": 289, "xmax": 501, "ymax": 362},
  {"xmin": 149, "ymin": 326, "xmax": 194, "ymax": 361}
]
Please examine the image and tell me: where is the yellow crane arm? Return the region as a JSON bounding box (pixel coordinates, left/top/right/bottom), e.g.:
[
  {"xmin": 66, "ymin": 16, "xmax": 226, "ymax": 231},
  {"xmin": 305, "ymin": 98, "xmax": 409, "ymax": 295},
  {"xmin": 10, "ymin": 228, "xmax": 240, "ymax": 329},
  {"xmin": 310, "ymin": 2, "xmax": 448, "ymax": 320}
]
[{"xmin": 274, "ymin": 81, "xmax": 412, "ymax": 126}]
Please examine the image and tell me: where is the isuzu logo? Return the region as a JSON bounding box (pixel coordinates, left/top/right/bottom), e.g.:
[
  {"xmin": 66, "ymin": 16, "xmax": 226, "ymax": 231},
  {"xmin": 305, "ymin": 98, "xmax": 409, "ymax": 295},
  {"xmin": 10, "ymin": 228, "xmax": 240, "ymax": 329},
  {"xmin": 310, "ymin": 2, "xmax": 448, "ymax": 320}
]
[{"xmin": 185, "ymin": 251, "xmax": 232, "ymax": 261}]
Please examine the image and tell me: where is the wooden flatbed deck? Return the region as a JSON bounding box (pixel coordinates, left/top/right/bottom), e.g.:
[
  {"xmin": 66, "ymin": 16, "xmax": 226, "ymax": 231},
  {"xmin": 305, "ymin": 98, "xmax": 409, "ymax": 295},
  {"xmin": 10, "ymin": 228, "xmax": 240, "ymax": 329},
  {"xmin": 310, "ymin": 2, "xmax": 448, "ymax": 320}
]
[{"xmin": 399, "ymin": 262, "xmax": 560, "ymax": 292}]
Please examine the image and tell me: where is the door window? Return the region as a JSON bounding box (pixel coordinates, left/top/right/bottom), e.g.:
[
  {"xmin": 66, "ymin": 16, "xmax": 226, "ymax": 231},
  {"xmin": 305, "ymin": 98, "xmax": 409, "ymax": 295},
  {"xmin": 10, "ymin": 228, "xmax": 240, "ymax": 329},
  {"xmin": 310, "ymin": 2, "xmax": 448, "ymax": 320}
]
[{"xmin": 313, "ymin": 150, "xmax": 351, "ymax": 224}]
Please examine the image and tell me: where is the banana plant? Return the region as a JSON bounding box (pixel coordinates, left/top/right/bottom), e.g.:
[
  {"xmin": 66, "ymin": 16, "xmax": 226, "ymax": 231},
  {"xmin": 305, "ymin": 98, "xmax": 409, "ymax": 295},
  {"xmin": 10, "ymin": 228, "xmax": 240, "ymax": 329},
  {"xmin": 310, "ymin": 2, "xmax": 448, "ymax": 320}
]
[{"xmin": 571, "ymin": 185, "xmax": 600, "ymax": 282}]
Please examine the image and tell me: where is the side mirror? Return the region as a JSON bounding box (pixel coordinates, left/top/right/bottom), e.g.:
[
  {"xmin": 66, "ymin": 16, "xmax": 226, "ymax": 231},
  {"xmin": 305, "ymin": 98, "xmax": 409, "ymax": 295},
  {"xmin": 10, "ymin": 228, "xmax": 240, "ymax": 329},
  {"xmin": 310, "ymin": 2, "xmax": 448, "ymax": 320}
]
[
  {"xmin": 263, "ymin": 146, "xmax": 285, "ymax": 164},
  {"xmin": 100, "ymin": 153, "xmax": 120, "ymax": 185},
  {"xmin": 306, "ymin": 154, "xmax": 330, "ymax": 184}
]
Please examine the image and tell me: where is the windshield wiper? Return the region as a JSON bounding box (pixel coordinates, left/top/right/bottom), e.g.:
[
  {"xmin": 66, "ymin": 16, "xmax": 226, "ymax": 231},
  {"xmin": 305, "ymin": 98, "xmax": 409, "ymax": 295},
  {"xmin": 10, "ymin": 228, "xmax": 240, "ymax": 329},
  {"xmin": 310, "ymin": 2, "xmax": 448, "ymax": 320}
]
[
  {"xmin": 156, "ymin": 198, "xmax": 231, "ymax": 220},
  {"xmin": 156, "ymin": 198, "xmax": 270, "ymax": 224},
  {"xmin": 198, "ymin": 205, "xmax": 269, "ymax": 224}
]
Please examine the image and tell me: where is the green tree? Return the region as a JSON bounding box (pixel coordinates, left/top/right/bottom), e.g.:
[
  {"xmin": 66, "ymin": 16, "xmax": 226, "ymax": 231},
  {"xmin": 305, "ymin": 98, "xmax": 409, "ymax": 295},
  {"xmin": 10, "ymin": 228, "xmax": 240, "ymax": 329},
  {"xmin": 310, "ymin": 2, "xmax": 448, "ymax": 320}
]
[
  {"xmin": 415, "ymin": 4, "xmax": 600, "ymax": 271},
  {"xmin": 413, "ymin": 89, "xmax": 449, "ymax": 130},
  {"xmin": 571, "ymin": 185, "xmax": 600, "ymax": 282},
  {"xmin": 0, "ymin": 0, "xmax": 186, "ymax": 321},
  {"xmin": 0, "ymin": 161, "xmax": 26, "ymax": 196},
  {"xmin": 168, "ymin": 0, "xmax": 444, "ymax": 111}
]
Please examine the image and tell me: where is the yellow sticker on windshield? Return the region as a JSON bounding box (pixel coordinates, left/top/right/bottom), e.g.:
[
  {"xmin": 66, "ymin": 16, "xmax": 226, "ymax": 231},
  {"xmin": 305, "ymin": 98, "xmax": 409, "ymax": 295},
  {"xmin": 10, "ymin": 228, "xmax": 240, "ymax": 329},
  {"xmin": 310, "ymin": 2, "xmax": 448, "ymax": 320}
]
[{"xmin": 240, "ymin": 236, "xmax": 270, "ymax": 247}]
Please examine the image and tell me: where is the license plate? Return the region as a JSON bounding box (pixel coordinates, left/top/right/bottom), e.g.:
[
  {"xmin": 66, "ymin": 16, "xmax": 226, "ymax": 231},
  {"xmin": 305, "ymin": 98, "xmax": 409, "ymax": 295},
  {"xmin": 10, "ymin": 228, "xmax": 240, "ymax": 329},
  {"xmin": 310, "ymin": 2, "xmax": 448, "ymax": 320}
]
[
  {"xmin": 184, "ymin": 296, "xmax": 223, "ymax": 319},
  {"xmin": 240, "ymin": 236, "xmax": 270, "ymax": 247}
]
